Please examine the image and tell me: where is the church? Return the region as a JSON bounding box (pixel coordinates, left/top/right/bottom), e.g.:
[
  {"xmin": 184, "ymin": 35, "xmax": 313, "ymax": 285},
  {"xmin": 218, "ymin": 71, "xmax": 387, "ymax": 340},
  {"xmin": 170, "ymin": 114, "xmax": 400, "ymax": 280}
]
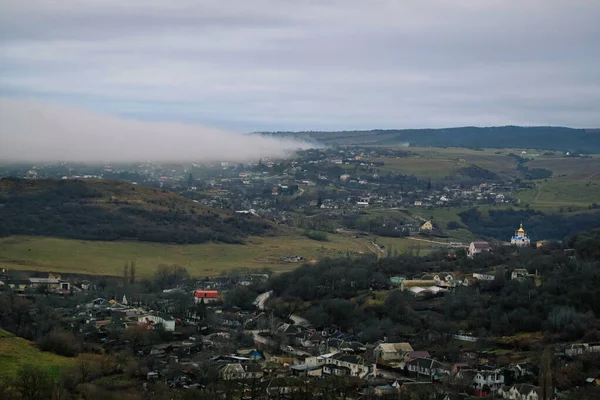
[{"xmin": 511, "ymin": 223, "xmax": 531, "ymax": 247}]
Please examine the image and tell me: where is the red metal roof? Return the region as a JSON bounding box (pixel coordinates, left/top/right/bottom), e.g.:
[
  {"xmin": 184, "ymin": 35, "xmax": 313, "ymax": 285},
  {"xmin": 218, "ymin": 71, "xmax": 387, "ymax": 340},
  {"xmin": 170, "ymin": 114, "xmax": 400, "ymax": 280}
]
[{"xmin": 194, "ymin": 290, "xmax": 219, "ymax": 298}]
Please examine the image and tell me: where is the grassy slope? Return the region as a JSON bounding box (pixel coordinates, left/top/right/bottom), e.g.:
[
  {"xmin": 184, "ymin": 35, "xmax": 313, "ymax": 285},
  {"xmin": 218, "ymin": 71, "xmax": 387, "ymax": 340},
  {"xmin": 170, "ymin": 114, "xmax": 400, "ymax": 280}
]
[
  {"xmin": 0, "ymin": 329, "xmax": 74, "ymax": 379},
  {"xmin": 375, "ymin": 147, "xmax": 521, "ymax": 181},
  {"xmin": 0, "ymin": 233, "xmax": 375, "ymax": 277},
  {"xmin": 518, "ymin": 155, "xmax": 600, "ymax": 212}
]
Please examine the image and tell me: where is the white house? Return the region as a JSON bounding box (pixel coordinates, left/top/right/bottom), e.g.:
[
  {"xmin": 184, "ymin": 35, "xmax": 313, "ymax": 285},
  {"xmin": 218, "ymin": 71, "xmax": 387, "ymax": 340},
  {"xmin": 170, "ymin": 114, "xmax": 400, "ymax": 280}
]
[
  {"xmin": 219, "ymin": 363, "xmax": 263, "ymax": 380},
  {"xmin": 498, "ymin": 384, "xmax": 540, "ymax": 400},
  {"xmin": 468, "ymin": 241, "xmax": 491, "ymax": 258},
  {"xmin": 303, "ymin": 352, "xmax": 370, "ymax": 378},
  {"xmin": 138, "ymin": 314, "xmax": 176, "ymax": 331},
  {"xmin": 467, "ymin": 369, "xmax": 505, "ymax": 392}
]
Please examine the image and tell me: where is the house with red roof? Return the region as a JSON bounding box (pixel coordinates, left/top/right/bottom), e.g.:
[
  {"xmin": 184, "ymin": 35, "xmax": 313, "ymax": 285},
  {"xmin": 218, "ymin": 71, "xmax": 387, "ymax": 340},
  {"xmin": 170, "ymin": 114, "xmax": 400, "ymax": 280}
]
[{"xmin": 194, "ymin": 290, "xmax": 220, "ymax": 304}]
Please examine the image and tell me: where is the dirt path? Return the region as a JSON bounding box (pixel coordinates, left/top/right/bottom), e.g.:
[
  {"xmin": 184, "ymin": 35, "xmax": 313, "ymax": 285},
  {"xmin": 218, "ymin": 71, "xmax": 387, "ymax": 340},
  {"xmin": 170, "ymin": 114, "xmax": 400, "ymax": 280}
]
[{"xmin": 407, "ymin": 237, "xmax": 467, "ymax": 247}]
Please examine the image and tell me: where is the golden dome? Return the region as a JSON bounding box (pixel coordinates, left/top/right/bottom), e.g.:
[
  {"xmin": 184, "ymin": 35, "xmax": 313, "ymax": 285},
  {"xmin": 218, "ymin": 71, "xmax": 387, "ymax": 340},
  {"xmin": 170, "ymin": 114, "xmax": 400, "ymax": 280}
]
[{"xmin": 517, "ymin": 223, "xmax": 525, "ymax": 233}]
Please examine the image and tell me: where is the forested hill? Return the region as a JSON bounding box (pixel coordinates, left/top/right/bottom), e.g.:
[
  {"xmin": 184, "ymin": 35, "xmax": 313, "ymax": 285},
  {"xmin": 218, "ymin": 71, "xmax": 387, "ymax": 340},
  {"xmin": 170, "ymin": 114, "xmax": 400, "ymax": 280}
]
[
  {"xmin": 0, "ymin": 178, "xmax": 271, "ymax": 244},
  {"xmin": 259, "ymin": 126, "xmax": 600, "ymax": 152}
]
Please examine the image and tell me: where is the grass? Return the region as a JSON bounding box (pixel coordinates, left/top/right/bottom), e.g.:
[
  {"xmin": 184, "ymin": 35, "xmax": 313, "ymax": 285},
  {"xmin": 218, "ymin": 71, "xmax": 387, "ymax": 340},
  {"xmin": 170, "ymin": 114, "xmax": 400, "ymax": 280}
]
[
  {"xmin": 375, "ymin": 147, "xmax": 521, "ymax": 181},
  {"xmin": 524, "ymin": 155, "xmax": 600, "ymax": 178},
  {"xmin": 0, "ymin": 233, "xmax": 376, "ymax": 277},
  {"xmin": 0, "ymin": 329, "xmax": 74, "ymax": 379},
  {"xmin": 517, "ymin": 177, "xmax": 600, "ymax": 212}
]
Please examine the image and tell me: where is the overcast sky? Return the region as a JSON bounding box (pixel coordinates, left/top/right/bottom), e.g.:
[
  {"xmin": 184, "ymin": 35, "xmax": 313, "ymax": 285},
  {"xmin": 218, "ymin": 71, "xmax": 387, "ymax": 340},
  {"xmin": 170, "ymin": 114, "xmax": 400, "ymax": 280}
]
[{"xmin": 1, "ymin": 0, "xmax": 600, "ymax": 132}]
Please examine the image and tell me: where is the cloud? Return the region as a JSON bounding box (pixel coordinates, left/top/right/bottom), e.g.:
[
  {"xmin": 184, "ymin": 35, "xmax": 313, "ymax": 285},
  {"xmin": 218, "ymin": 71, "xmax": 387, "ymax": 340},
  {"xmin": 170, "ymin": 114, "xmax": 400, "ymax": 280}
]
[
  {"xmin": 0, "ymin": 98, "xmax": 314, "ymax": 163},
  {"xmin": 0, "ymin": 0, "xmax": 599, "ymax": 130}
]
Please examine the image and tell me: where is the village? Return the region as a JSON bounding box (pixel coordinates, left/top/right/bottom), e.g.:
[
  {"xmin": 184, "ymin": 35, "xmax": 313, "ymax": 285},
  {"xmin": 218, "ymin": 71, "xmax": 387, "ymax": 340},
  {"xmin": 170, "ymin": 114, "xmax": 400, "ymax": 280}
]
[{"xmin": 2, "ymin": 239, "xmax": 599, "ymax": 400}]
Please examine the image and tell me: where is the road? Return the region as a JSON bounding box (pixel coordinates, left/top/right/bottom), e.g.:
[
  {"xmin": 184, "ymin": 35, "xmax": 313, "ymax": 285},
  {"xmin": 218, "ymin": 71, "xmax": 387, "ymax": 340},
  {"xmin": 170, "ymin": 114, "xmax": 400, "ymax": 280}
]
[
  {"xmin": 253, "ymin": 291, "xmax": 272, "ymax": 310},
  {"xmin": 407, "ymin": 237, "xmax": 467, "ymax": 248}
]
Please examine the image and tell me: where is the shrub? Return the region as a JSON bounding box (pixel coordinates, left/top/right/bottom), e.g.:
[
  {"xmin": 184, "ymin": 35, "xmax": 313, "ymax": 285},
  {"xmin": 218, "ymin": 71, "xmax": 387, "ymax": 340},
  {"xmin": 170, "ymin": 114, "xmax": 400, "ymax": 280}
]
[{"xmin": 37, "ymin": 331, "xmax": 81, "ymax": 357}]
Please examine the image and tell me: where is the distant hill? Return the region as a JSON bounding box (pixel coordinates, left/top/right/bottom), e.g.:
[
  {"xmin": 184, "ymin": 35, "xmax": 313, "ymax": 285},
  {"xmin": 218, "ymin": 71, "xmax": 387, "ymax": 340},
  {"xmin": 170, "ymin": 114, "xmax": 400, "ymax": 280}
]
[
  {"xmin": 0, "ymin": 178, "xmax": 271, "ymax": 244},
  {"xmin": 259, "ymin": 126, "xmax": 600, "ymax": 152}
]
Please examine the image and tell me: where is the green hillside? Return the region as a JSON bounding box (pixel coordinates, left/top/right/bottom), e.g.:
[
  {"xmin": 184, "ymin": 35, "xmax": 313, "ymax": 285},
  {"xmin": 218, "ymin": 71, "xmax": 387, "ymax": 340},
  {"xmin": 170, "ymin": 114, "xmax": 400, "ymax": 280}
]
[{"xmin": 0, "ymin": 329, "xmax": 74, "ymax": 379}]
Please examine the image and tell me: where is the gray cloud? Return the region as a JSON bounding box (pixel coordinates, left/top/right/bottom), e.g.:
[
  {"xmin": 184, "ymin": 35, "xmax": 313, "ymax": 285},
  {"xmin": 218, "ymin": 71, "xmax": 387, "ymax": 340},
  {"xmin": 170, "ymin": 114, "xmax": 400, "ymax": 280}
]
[
  {"xmin": 0, "ymin": 98, "xmax": 314, "ymax": 163},
  {"xmin": 0, "ymin": 0, "xmax": 599, "ymax": 131}
]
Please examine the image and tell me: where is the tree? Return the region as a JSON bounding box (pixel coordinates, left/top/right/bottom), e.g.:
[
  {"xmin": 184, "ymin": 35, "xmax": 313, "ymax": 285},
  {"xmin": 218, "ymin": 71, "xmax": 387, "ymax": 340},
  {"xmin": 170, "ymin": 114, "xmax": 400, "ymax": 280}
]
[
  {"xmin": 123, "ymin": 262, "xmax": 129, "ymax": 286},
  {"xmin": 187, "ymin": 172, "xmax": 193, "ymax": 187},
  {"xmin": 539, "ymin": 346, "xmax": 553, "ymax": 400},
  {"xmin": 122, "ymin": 324, "xmax": 155, "ymax": 353},
  {"xmin": 129, "ymin": 260, "xmax": 136, "ymax": 284},
  {"xmin": 14, "ymin": 364, "xmax": 52, "ymax": 400},
  {"xmin": 446, "ymin": 221, "xmax": 461, "ymax": 230}
]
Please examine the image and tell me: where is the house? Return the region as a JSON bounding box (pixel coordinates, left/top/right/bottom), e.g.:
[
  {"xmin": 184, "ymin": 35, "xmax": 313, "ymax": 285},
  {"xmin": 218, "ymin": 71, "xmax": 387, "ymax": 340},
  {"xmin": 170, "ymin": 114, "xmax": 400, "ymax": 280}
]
[
  {"xmin": 323, "ymin": 364, "xmax": 351, "ymax": 376},
  {"xmin": 290, "ymin": 364, "xmax": 323, "ymax": 377},
  {"xmin": 511, "ymin": 269, "xmax": 530, "ymax": 281},
  {"xmin": 420, "ymin": 221, "xmax": 433, "ymax": 231},
  {"xmin": 510, "ymin": 363, "xmax": 535, "ymax": 378},
  {"xmin": 374, "ymin": 342, "xmax": 414, "ymax": 361},
  {"xmin": 28, "ymin": 273, "xmax": 70, "ymax": 293},
  {"xmin": 219, "ymin": 363, "xmax": 263, "ymax": 380},
  {"xmin": 7, "ymin": 279, "xmax": 30, "ymax": 293},
  {"xmin": 473, "ymin": 273, "xmax": 495, "ymax": 281},
  {"xmin": 455, "ymin": 369, "xmax": 505, "ymax": 393},
  {"xmin": 303, "ymin": 352, "xmax": 370, "ymax": 378},
  {"xmin": 498, "ymin": 384, "xmax": 540, "ymax": 400},
  {"xmin": 468, "ymin": 241, "xmax": 491, "ymax": 258},
  {"xmin": 193, "ymin": 290, "xmax": 220, "ymax": 304},
  {"xmin": 564, "ymin": 342, "xmax": 600, "ymax": 357},
  {"xmin": 405, "ymin": 358, "xmax": 451, "ymax": 381},
  {"xmin": 585, "ymin": 377, "xmax": 600, "ymax": 387},
  {"xmin": 138, "ymin": 314, "xmax": 176, "ymax": 331}
]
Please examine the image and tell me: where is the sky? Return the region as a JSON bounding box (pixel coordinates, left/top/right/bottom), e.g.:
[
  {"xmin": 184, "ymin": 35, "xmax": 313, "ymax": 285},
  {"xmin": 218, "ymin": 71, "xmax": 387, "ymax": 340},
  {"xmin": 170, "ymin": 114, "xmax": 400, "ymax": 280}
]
[{"xmin": 1, "ymin": 0, "xmax": 600, "ymax": 135}]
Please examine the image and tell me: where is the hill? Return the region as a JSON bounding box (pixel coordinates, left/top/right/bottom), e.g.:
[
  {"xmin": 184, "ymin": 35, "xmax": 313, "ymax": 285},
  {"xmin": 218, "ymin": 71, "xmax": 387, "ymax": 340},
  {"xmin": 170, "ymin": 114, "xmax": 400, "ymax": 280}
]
[
  {"xmin": 0, "ymin": 178, "xmax": 271, "ymax": 244},
  {"xmin": 260, "ymin": 126, "xmax": 600, "ymax": 152},
  {"xmin": 0, "ymin": 328, "xmax": 74, "ymax": 379}
]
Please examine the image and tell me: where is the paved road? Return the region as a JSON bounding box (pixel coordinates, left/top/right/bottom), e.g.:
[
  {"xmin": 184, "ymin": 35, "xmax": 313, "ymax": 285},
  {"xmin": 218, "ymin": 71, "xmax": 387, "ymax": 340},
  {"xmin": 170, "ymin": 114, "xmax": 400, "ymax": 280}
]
[{"xmin": 253, "ymin": 291, "xmax": 272, "ymax": 310}]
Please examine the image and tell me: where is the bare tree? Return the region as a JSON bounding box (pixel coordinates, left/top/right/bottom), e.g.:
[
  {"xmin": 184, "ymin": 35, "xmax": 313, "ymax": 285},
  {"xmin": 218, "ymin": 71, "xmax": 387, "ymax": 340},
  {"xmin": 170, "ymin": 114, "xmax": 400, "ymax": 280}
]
[
  {"xmin": 14, "ymin": 364, "xmax": 51, "ymax": 400},
  {"xmin": 123, "ymin": 262, "xmax": 129, "ymax": 286},
  {"xmin": 539, "ymin": 346, "xmax": 553, "ymax": 400}
]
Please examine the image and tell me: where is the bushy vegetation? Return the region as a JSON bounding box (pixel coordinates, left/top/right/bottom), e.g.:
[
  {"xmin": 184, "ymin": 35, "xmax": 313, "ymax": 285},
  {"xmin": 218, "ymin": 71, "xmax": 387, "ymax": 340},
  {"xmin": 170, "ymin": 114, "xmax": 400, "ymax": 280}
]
[
  {"xmin": 303, "ymin": 230, "xmax": 329, "ymax": 241},
  {"xmin": 459, "ymin": 165, "xmax": 500, "ymax": 180},
  {"xmin": 0, "ymin": 178, "xmax": 271, "ymax": 244},
  {"xmin": 265, "ymin": 229, "xmax": 600, "ymax": 343},
  {"xmin": 508, "ymin": 153, "xmax": 553, "ymax": 179},
  {"xmin": 459, "ymin": 207, "xmax": 600, "ymax": 241}
]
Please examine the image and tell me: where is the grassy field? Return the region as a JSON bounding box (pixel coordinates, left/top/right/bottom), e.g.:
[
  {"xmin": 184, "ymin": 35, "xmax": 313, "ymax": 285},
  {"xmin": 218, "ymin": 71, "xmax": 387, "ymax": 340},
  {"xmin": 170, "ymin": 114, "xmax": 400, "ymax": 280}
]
[
  {"xmin": 524, "ymin": 155, "xmax": 600, "ymax": 178},
  {"xmin": 517, "ymin": 178, "xmax": 600, "ymax": 212},
  {"xmin": 375, "ymin": 147, "xmax": 522, "ymax": 181},
  {"xmin": 0, "ymin": 233, "xmax": 375, "ymax": 277},
  {"xmin": 516, "ymin": 155, "xmax": 600, "ymax": 212},
  {"xmin": 0, "ymin": 329, "xmax": 75, "ymax": 379}
]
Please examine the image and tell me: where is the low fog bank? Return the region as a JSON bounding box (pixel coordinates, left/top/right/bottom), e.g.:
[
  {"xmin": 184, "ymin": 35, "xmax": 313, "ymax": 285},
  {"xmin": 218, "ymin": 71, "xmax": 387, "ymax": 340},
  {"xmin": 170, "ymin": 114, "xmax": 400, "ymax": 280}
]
[{"xmin": 0, "ymin": 98, "xmax": 316, "ymax": 163}]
